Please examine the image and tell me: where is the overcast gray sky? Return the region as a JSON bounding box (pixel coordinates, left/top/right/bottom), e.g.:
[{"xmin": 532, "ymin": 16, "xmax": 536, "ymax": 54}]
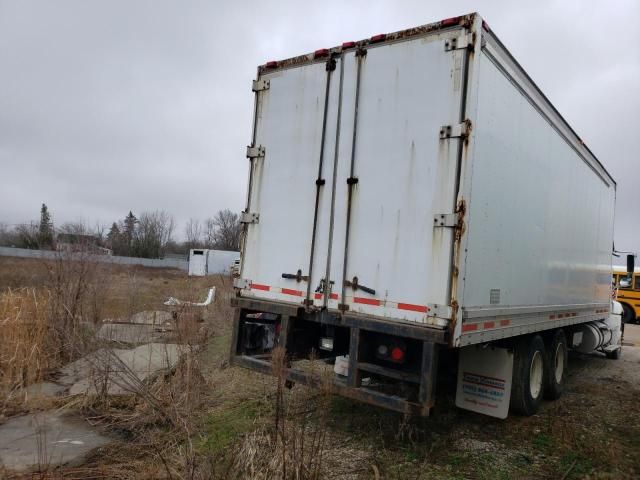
[{"xmin": 0, "ymin": 0, "xmax": 638, "ymax": 248}]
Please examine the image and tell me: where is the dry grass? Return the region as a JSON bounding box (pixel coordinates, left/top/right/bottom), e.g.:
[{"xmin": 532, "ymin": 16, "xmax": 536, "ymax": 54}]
[
  {"xmin": 0, "ymin": 288, "xmax": 57, "ymax": 396},
  {"xmin": 220, "ymin": 347, "xmax": 332, "ymax": 480}
]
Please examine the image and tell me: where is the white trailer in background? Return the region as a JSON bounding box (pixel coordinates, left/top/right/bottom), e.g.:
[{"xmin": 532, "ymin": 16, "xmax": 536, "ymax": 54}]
[
  {"xmin": 188, "ymin": 249, "xmax": 207, "ymax": 276},
  {"xmin": 231, "ymin": 13, "xmax": 626, "ymax": 418},
  {"xmin": 188, "ymin": 249, "xmax": 239, "ymax": 276}
]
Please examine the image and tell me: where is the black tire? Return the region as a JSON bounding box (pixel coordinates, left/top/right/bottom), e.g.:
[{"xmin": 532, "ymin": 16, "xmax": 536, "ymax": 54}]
[
  {"xmin": 621, "ymin": 303, "xmax": 635, "ymax": 326},
  {"xmin": 511, "ymin": 335, "xmax": 546, "ymax": 416},
  {"xmin": 543, "ymin": 329, "xmax": 568, "ymax": 400}
]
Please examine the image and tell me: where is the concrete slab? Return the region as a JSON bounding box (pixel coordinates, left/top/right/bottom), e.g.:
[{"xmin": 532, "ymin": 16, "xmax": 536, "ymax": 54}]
[
  {"xmin": 24, "ymin": 382, "xmax": 66, "ymax": 399},
  {"xmin": 129, "ymin": 310, "xmax": 173, "ymax": 325},
  {"xmin": 0, "ymin": 411, "xmax": 112, "ymax": 471},
  {"xmin": 57, "ymin": 348, "xmax": 130, "ymax": 387},
  {"xmin": 96, "ymin": 323, "xmax": 171, "ymax": 344},
  {"xmin": 68, "ymin": 343, "xmax": 184, "ymax": 395}
]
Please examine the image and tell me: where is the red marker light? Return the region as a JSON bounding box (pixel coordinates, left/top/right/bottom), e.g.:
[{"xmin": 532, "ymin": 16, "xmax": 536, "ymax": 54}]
[
  {"xmin": 441, "ymin": 16, "xmax": 461, "ymax": 27},
  {"xmin": 265, "ymin": 61, "xmax": 278, "ymax": 69},
  {"xmin": 390, "ymin": 347, "xmax": 405, "ymax": 362},
  {"xmin": 314, "ymin": 48, "xmax": 329, "ymax": 58},
  {"xmin": 342, "ymin": 41, "xmax": 356, "ymax": 49},
  {"xmin": 370, "ymin": 33, "xmax": 386, "ymax": 43}
]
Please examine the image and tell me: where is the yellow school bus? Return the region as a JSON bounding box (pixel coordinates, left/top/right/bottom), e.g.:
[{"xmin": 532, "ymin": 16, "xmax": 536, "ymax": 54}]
[{"xmin": 613, "ymin": 267, "xmax": 640, "ymax": 324}]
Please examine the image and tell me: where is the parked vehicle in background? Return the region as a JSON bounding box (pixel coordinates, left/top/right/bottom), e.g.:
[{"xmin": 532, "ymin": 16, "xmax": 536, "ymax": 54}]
[
  {"xmin": 230, "ymin": 12, "xmax": 625, "ymax": 419},
  {"xmin": 188, "ymin": 249, "xmax": 207, "ymax": 277},
  {"xmin": 188, "ymin": 248, "xmax": 240, "ymax": 277},
  {"xmin": 613, "ymin": 266, "xmax": 640, "ymax": 324}
]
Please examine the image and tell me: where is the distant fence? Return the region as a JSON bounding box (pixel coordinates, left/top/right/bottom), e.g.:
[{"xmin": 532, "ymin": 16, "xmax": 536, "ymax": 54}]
[{"xmin": 0, "ymin": 246, "xmax": 189, "ymax": 271}]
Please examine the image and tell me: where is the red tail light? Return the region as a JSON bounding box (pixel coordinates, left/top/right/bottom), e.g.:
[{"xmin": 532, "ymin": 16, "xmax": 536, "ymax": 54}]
[
  {"xmin": 370, "ymin": 34, "xmax": 386, "ymax": 43},
  {"xmin": 265, "ymin": 61, "xmax": 278, "ymax": 69},
  {"xmin": 314, "ymin": 48, "xmax": 329, "ymax": 58},
  {"xmin": 441, "ymin": 16, "xmax": 461, "ymax": 27},
  {"xmin": 391, "ymin": 347, "xmax": 405, "ymax": 362},
  {"xmin": 342, "ymin": 41, "xmax": 356, "ymax": 49}
]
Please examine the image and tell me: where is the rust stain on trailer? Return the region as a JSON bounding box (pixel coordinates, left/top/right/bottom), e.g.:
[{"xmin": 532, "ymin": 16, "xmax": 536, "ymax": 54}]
[{"xmin": 448, "ymin": 198, "xmax": 466, "ymax": 335}]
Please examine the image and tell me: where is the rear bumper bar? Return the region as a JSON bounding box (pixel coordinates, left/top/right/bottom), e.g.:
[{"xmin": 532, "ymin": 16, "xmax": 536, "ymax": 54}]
[{"xmin": 230, "ymin": 296, "xmax": 448, "ymax": 416}]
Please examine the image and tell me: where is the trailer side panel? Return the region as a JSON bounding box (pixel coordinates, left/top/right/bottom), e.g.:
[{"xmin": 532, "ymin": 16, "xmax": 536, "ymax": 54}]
[{"xmin": 456, "ymin": 44, "xmax": 615, "ymax": 345}]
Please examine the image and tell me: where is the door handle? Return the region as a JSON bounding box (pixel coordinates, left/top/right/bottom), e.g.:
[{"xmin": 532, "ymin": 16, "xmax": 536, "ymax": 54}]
[
  {"xmin": 282, "ymin": 269, "xmax": 309, "ymax": 282},
  {"xmin": 344, "ymin": 276, "xmax": 375, "ymax": 296}
]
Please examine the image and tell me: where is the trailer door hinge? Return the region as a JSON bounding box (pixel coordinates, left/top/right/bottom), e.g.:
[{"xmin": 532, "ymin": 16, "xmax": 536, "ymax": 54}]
[
  {"xmin": 251, "ymin": 79, "xmax": 270, "ymax": 92},
  {"xmin": 240, "ymin": 212, "xmax": 260, "ymax": 224},
  {"xmin": 433, "ymin": 213, "xmax": 458, "ymax": 228},
  {"xmin": 427, "ymin": 303, "xmax": 452, "ymax": 319},
  {"xmin": 444, "ymin": 33, "xmax": 473, "ymax": 51},
  {"xmin": 246, "ymin": 145, "xmax": 265, "ymax": 159},
  {"xmin": 233, "ymin": 278, "xmax": 251, "ymax": 290},
  {"xmin": 439, "ymin": 121, "xmax": 470, "ymax": 140}
]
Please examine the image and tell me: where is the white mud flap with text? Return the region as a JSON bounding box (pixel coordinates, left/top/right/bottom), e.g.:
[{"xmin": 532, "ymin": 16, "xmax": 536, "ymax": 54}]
[{"xmin": 455, "ymin": 345, "xmax": 513, "ymax": 419}]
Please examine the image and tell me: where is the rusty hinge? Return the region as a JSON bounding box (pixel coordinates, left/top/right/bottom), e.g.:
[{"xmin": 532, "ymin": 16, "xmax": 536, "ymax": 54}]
[
  {"xmin": 240, "ymin": 212, "xmax": 259, "ymax": 224},
  {"xmin": 246, "ymin": 145, "xmax": 265, "ymax": 159},
  {"xmin": 444, "ymin": 33, "xmax": 473, "ymax": 52},
  {"xmin": 433, "ymin": 213, "xmax": 459, "ymax": 228},
  {"xmin": 252, "ymin": 79, "xmax": 270, "ymax": 92},
  {"xmin": 426, "ymin": 303, "xmax": 452, "ymax": 319},
  {"xmin": 233, "ymin": 278, "xmax": 251, "ymax": 290},
  {"xmin": 439, "ymin": 120, "xmax": 471, "ymax": 140}
]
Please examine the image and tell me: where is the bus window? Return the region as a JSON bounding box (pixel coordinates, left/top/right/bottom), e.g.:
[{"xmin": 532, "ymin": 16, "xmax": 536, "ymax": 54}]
[{"xmin": 620, "ymin": 275, "xmax": 632, "ymax": 289}]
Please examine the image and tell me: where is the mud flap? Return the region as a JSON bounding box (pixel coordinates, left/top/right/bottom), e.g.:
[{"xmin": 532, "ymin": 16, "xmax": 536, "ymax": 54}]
[{"xmin": 455, "ymin": 345, "xmax": 513, "ymax": 419}]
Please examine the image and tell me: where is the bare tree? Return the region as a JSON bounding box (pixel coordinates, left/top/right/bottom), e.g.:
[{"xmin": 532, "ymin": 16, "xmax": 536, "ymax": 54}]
[
  {"xmin": 184, "ymin": 218, "xmax": 202, "ymax": 250},
  {"xmin": 133, "ymin": 210, "xmax": 175, "ymax": 258},
  {"xmin": 58, "ymin": 221, "xmax": 88, "ymax": 236},
  {"xmin": 93, "ymin": 222, "xmax": 107, "ymax": 246},
  {"xmin": 204, "ymin": 218, "xmax": 216, "ymax": 249},
  {"xmin": 15, "ymin": 222, "xmax": 40, "ymax": 249},
  {"xmin": 0, "ymin": 223, "xmax": 20, "ymax": 247},
  {"xmin": 210, "ymin": 209, "xmax": 241, "ymax": 251}
]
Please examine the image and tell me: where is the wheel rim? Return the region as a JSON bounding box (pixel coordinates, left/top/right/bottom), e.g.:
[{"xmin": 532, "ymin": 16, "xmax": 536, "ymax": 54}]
[
  {"xmin": 530, "ymin": 350, "xmax": 543, "ymax": 399},
  {"xmin": 554, "ymin": 343, "xmax": 565, "ymax": 383}
]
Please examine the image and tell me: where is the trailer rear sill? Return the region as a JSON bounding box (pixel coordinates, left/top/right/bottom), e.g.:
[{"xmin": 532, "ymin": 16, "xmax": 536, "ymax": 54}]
[
  {"xmin": 233, "ymin": 295, "xmax": 449, "ymax": 344},
  {"xmin": 342, "ymin": 313, "xmax": 448, "ymax": 344},
  {"xmin": 231, "ymin": 295, "xmax": 303, "ymax": 317}
]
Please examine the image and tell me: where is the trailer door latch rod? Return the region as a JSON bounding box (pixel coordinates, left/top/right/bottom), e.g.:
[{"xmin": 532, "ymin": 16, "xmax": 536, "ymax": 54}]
[
  {"xmin": 282, "ymin": 270, "xmax": 309, "ymax": 282},
  {"xmin": 344, "ymin": 276, "xmax": 375, "ymax": 295}
]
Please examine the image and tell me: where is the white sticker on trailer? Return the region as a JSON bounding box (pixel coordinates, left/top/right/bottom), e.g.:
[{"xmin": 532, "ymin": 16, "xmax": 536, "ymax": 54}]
[{"xmin": 455, "ymin": 345, "xmax": 513, "ymax": 419}]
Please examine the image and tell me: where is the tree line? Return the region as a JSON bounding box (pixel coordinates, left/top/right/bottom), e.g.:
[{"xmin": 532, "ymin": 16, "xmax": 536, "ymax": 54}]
[{"xmin": 0, "ymin": 204, "xmax": 241, "ymax": 258}]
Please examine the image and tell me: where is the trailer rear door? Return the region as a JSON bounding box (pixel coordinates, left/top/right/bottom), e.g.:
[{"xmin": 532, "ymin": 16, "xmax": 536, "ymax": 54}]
[
  {"xmin": 327, "ymin": 36, "xmax": 466, "ymax": 323},
  {"xmin": 241, "ymin": 60, "xmax": 342, "ymax": 304},
  {"xmin": 242, "ymin": 31, "xmax": 467, "ymax": 324}
]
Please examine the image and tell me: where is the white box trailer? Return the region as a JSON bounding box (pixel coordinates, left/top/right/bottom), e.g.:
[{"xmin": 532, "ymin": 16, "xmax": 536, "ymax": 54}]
[
  {"xmin": 231, "ymin": 13, "xmax": 625, "ymax": 418},
  {"xmin": 189, "ymin": 249, "xmax": 240, "ymax": 276},
  {"xmin": 188, "ymin": 249, "xmax": 207, "ymax": 276}
]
